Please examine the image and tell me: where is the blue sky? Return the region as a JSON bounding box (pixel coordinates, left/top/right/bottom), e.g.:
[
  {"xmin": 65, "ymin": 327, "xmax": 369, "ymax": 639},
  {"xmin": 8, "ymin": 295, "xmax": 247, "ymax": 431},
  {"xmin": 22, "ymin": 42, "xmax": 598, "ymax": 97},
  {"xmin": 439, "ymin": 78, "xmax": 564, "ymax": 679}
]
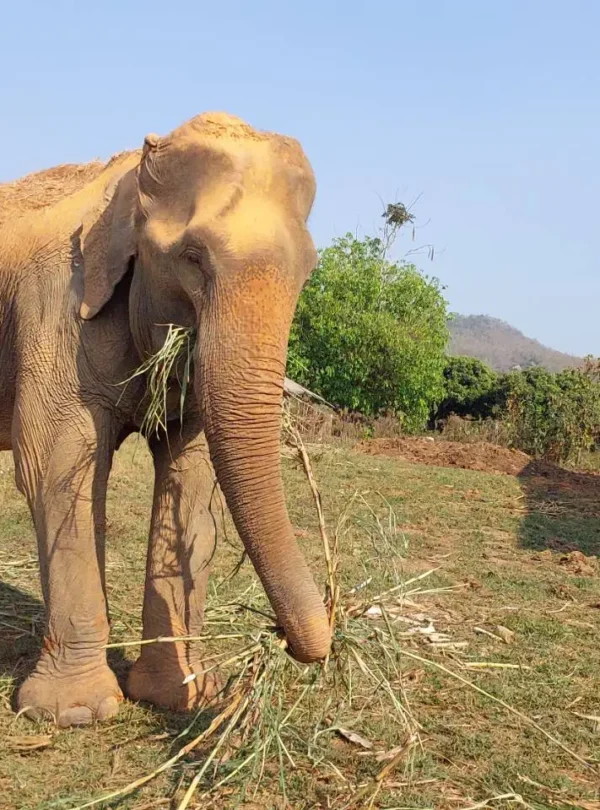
[{"xmin": 2, "ymin": 1, "xmax": 598, "ymax": 356}]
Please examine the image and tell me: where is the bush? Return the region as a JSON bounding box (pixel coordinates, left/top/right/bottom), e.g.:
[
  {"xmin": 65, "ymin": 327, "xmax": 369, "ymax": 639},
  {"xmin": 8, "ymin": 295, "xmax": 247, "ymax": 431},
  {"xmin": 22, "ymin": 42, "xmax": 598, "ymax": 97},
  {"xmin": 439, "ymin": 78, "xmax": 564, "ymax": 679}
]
[
  {"xmin": 502, "ymin": 367, "xmax": 600, "ymax": 463},
  {"xmin": 433, "ymin": 360, "xmax": 600, "ymax": 464},
  {"xmin": 288, "ymin": 234, "xmax": 449, "ymax": 431},
  {"xmin": 435, "ymin": 356, "xmax": 501, "ymax": 422}
]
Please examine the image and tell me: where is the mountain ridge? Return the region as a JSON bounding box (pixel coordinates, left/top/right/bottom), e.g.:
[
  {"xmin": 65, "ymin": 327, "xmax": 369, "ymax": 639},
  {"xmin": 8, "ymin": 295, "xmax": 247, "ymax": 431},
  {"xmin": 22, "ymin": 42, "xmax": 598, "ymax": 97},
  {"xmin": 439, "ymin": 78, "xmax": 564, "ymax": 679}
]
[{"xmin": 448, "ymin": 314, "xmax": 582, "ymax": 372}]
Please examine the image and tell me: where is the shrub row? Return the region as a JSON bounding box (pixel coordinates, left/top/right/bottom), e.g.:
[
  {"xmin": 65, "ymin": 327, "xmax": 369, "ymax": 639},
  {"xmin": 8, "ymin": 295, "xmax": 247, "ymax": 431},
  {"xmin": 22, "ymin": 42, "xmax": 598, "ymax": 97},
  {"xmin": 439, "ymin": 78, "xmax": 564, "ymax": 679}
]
[{"xmin": 437, "ymin": 357, "xmax": 600, "ymax": 463}]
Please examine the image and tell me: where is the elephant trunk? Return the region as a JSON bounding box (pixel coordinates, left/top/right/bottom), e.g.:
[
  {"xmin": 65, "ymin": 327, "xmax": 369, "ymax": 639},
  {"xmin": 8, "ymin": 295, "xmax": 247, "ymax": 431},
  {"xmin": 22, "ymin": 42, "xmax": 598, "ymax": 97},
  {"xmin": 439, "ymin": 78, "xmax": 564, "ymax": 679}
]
[{"xmin": 195, "ymin": 270, "xmax": 331, "ymax": 663}]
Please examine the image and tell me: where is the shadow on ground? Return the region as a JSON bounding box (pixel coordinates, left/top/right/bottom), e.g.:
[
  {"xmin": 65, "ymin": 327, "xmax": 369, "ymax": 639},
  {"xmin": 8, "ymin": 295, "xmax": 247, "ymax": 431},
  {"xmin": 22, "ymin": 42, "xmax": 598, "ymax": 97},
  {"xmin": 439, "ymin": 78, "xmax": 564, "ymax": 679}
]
[
  {"xmin": 518, "ymin": 461, "xmax": 600, "ymax": 558},
  {"xmin": 0, "ymin": 579, "xmax": 216, "ymax": 738},
  {"xmin": 0, "ymin": 581, "xmax": 132, "ymax": 704},
  {"xmin": 355, "ymin": 436, "xmax": 600, "ymax": 559},
  {"xmin": 0, "ymin": 581, "xmax": 45, "ymax": 697}
]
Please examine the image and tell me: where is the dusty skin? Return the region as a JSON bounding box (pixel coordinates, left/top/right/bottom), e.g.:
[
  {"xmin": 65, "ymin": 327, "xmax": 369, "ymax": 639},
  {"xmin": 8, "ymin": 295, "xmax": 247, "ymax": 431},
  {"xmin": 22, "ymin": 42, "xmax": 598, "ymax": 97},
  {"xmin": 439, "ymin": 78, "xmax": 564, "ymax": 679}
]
[{"xmin": 0, "ymin": 112, "xmax": 331, "ymax": 727}]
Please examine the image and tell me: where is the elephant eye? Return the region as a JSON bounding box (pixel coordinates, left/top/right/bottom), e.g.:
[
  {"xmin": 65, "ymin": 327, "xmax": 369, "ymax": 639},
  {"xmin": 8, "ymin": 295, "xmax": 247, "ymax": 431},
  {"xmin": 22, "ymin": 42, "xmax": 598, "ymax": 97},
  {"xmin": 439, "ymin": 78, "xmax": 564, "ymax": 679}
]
[
  {"xmin": 181, "ymin": 243, "xmax": 216, "ymax": 279},
  {"xmin": 183, "ymin": 248, "xmax": 204, "ymax": 267}
]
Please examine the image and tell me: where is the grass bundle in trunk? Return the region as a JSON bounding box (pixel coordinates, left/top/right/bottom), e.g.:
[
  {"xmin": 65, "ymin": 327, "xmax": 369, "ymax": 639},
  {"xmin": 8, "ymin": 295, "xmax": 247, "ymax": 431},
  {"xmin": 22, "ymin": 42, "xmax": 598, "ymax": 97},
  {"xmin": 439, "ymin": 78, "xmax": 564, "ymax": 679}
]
[{"xmin": 120, "ymin": 324, "xmax": 196, "ymax": 438}]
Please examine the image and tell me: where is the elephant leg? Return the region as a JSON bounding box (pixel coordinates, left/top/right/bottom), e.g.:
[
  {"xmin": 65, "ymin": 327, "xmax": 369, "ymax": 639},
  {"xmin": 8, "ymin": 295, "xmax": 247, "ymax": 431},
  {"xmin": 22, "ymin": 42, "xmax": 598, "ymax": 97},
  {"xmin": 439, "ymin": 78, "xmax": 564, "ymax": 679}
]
[
  {"xmin": 13, "ymin": 401, "xmax": 122, "ymax": 727},
  {"xmin": 127, "ymin": 424, "xmax": 223, "ymax": 711}
]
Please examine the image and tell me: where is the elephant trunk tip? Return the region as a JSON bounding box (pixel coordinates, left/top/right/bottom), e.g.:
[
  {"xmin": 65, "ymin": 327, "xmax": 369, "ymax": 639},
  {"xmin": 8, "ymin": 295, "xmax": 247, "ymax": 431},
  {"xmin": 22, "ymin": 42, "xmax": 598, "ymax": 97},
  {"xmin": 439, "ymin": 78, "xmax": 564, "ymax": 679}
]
[{"xmin": 284, "ymin": 611, "xmax": 332, "ymax": 664}]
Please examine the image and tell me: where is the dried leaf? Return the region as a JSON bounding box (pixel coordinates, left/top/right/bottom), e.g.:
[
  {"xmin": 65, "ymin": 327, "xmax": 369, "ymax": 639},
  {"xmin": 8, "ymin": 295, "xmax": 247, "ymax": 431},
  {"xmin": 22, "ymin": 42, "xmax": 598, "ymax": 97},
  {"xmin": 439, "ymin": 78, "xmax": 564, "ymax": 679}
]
[
  {"xmin": 429, "ymin": 640, "xmax": 469, "ymax": 650},
  {"xmin": 109, "ymin": 747, "xmax": 121, "ymax": 779},
  {"xmin": 375, "ymin": 733, "xmax": 418, "ymax": 781},
  {"xmin": 345, "ymin": 577, "xmax": 372, "ymax": 594},
  {"xmin": 426, "ymin": 631, "xmax": 452, "ymax": 643},
  {"xmin": 474, "ymin": 626, "xmax": 504, "ymax": 642},
  {"xmin": 335, "ymin": 727, "xmax": 373, "ymax": 750},
  {"xmin": 375, "ymin": 743, "xmax": 413, "ymax": 762},
  {"xmin": 572, "ymin": 711, "xmax": 600, "ymax": 732},
  {"xmin": 495, "ymin": 625, "xmax": 515, "ymax": 644},
  {"xmin": 8, "ymin": 735, "xmax": 52, "ymax": 752},
  {"xmin": 465, "ymin": 662, "xmax": 530, "ymax": 671},
  {"xmin": 455, "ymin": 793, "xmax": 526, "ymax": 810}
]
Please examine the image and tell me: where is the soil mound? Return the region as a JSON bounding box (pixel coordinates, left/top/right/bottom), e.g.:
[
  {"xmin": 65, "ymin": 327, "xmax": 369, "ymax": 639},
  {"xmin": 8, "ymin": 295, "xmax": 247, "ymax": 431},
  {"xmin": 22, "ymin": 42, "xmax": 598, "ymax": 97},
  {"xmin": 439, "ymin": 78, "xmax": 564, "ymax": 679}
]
[{"xmin": 357, "ymin": 437, "xmax": 534, "ymax": 476}]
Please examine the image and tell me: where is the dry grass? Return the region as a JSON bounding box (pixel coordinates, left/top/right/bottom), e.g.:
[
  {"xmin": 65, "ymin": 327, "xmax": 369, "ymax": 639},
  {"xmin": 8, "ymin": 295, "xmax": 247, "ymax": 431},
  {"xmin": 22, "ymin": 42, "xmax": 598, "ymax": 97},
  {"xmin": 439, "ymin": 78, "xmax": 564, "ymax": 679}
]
[
  {"xmin": 0, "ymin": 420, "xmax": 599, "ymax": 808},
  {"xmin": 119, "ymin": 324, "xmax": 195, "ymax": 438},
  {"xmin": 439, "ymin": 416, "xmax": 513, "ymax": 448}
]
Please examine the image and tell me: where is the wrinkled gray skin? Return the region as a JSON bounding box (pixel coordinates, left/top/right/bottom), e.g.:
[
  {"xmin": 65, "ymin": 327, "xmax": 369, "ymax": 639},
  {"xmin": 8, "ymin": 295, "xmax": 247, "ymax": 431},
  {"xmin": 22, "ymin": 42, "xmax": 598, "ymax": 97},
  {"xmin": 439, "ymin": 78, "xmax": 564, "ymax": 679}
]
[{"xmin": 0, "ymin": 112, "xmax": 331, "ymax": 727}]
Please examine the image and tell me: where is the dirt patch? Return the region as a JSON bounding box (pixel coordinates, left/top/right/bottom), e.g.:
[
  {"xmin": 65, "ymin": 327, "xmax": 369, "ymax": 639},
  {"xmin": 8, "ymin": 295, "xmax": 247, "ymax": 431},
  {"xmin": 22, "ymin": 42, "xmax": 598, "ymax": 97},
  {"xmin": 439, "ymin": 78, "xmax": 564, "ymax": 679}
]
[
  {"xmin": 532, "ymin": 549, "xmax": 599, "ymax": 577},
  {"xmin": 559, "ymin": 550, "xmax": 599, "ymax": 576},
  {"xmin": 358, "ymin": 438, "xmax": 600, "ymax": 499},
  {"xmin": 357, "ymin": 437, "xmax": 534, "ymax": 476}
]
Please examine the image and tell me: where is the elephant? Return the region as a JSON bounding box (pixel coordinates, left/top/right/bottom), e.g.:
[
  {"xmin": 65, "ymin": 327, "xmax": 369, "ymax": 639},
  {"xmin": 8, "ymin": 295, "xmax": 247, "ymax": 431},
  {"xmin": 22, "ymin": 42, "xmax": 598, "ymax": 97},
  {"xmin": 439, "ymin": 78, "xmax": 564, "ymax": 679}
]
[{"xmin": 0, "ymin": 111, "xmax": 331, "ymax": 727}]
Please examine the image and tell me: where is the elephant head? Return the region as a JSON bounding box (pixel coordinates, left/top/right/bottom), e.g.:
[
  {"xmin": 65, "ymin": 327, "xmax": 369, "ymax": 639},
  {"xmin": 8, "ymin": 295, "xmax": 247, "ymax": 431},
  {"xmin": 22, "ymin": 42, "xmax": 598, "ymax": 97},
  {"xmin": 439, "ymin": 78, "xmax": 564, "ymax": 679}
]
[{"xmin": 79, "ymin": 112, "xmax": 331, "ymax": 663}]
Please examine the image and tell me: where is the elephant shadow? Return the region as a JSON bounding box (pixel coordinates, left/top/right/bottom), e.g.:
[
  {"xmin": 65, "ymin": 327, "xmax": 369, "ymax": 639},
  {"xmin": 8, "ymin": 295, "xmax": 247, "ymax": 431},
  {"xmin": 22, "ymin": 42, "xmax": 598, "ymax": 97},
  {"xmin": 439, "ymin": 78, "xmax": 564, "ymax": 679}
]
[
  {"xmin": 0, "ymin": 579, "xmax": 218, "ymax": 752},
  {"xmin": 517, "ymin": 460, "xmax": 600, "ymax": 557},
  {"xmin": 0, "ymin": 580, "xmax": 131, "ymax": 709}
]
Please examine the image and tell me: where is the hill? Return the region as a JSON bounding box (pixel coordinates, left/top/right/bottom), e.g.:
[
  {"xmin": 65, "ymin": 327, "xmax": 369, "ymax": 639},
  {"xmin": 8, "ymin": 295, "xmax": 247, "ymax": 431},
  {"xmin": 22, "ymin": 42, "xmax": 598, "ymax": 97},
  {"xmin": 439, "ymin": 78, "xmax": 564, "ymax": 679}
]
[{"xmin": 448, "ymin": 313, "xmax": 582, "ymax": 371}]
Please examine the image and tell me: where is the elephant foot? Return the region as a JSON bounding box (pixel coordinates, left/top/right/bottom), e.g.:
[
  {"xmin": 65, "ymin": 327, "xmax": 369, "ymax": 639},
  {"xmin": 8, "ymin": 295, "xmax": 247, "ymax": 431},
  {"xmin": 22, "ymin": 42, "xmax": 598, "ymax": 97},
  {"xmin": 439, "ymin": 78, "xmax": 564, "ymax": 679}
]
[
  {"xmin": 17, "ymin": 652, "xmax": 122, "ymax": 728},
  {"xmin": 127, "ymin": 648, "xmax": 225, "ymax": 712}
]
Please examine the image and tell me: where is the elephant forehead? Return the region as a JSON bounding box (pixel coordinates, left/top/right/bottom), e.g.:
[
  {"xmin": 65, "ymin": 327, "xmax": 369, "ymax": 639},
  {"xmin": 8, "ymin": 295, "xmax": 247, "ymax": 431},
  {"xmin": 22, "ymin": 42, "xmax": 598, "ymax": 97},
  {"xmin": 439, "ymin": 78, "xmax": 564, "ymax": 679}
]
[
  {"xmin": 145, "ymin": 112, "xmax": 315, "ymax": 215},
  {"xmin": 141, "ymin": 144, "xmax": 242, "ymax": 213},
  {"xmin": 169, "ymin": 111, "xmax": 269, "ymax": 144},
  {"xmin": 145, "ymin": 193, "xmax": 297, "ymax": 271},
  {"xmin": 140, "ymin": 141, "xmax": 313, "ymax": 253},
  {"xmin": 196, "ymin": 197, "xmax": 297, "ymax": 262},
  {"xmin": 167, "ymin": 111, "xmax": 305, "ymax": 165},
  {"xmin": 146, "ymin": 138, "xmax": 307, "ymax": 201}
]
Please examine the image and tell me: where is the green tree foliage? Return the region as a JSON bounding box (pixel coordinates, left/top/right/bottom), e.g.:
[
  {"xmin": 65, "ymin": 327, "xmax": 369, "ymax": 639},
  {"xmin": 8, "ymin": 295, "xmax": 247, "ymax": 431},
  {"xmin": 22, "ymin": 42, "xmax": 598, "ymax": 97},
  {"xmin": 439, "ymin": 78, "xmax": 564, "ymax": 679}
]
[
  {"xmin": 435, "ymin": 358, "xmax": 600, "ymax": 464},
  {"xmin": 502, "ymin": 367, "xmax": 600, "ymax": 463},
  {"xmin": 287, "ymin": 234, "xmax": 449, "ymax": 430},
  {"xmin": 436, "ymin": 356, "xmax": 501, "ymax": 421}
]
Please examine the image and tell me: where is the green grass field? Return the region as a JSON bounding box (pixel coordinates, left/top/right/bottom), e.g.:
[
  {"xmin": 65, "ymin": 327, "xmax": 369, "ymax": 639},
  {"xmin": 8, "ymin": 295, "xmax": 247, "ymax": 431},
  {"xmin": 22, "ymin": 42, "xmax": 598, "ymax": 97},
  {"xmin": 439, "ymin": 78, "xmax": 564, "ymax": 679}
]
[{"xmin": 0, "ymin": 438, "xmax": 599, "ymax": 810}]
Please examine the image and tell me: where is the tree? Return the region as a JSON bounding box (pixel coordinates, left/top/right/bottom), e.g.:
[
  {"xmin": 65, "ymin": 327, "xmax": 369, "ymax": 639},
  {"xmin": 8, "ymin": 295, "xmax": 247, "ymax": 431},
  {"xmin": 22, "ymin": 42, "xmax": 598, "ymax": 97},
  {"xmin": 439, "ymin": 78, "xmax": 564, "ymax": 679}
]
[
  {"xmin": 435, "ymin": 356, "xmax": 500, "ymax": 421},
  {"xmin": 287, "ymin": 233, "xmax": 449, "ymax": 431}
]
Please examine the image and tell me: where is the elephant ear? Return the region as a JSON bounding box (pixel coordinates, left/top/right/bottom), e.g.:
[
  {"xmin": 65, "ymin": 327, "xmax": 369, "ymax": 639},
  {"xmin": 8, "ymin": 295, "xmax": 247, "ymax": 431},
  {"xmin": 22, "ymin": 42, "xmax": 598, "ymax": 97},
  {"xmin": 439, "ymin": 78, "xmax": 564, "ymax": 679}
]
[{"xmin": 79, "ymin": 163, "xmax": 140, "ymax": 320}]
